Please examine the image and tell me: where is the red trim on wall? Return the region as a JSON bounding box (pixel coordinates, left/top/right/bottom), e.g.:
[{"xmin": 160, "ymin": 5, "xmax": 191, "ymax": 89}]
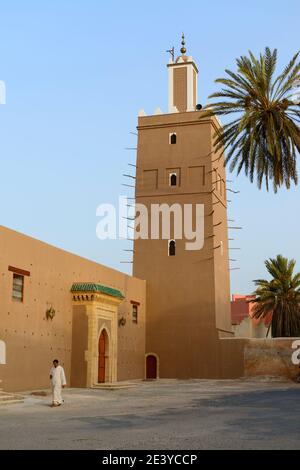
[
  {"xmin": 8, "ymin": 266, "xmax": 31, "ymax": 277},
  {"xmin": 130, "ymin": 300, "xmax": 140, "ymax": 306}
]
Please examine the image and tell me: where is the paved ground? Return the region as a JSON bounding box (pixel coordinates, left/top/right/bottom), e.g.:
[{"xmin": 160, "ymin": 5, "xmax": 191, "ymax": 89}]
[{"xmin": 0, "ymin": 378, "xmax": 300, "ymax": 450}]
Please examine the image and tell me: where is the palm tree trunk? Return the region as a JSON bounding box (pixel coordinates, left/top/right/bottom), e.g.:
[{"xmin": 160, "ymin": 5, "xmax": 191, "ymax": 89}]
[
  {"xmin": 295, "ymin": 130, "xmax": 300, "ymax": 153},
  {"xmin": 266, "ymin": 321, "xmax": 271, "ymax": 338}
]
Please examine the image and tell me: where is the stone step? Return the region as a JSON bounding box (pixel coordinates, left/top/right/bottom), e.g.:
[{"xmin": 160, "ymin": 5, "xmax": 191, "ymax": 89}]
[
  {"xmin": 0, "ymin": 391, "xmax": 24, "ymax": 406},
  {"xmin": 92, "ymin": 382, "xmax": 135, "ymax": 390},
  {"xmin": 0, "ymin": 399, "xmax": 23, "ymax": 406},
  {"xmin": 0, "ymin": 395, "xmax": 21, "ymax": 401}
]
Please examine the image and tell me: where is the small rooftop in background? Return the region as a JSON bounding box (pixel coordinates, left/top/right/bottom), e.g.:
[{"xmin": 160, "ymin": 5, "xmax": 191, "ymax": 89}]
[
  {"xmin": 231, "ymin": 294, "xmax": 271, "ymax": 327},
  {"xmin": 231, "ymin": 294, "xmax": 255, "ymax": 325}
]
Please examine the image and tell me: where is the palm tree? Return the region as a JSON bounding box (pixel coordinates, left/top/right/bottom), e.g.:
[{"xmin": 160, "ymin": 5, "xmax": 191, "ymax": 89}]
[
  {"xmin": 203, "ymin": 48, "xmax": 300, "ymax": 191},
  {"xmin": 251, "ymin": 255, "xmax": 300, "ymax": 337}
]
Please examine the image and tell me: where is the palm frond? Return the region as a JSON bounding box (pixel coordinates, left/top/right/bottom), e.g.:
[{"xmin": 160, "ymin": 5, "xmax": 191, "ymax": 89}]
[
  {"xmin": 202, "ymin": 48, "xmax": 300, "ymax": 191},
  {"xmin": 250, "ymin": 255, "xmax": 300, "ymax": 337}
]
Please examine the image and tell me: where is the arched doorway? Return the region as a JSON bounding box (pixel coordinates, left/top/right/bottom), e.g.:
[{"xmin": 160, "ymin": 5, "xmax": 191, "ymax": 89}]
[
  {"xmin": 98, "ymin": 330, "xmax": 108, "ymax": 383},
  {"xmin": 146, "ymin": 354, "xmax": 158, "ymax": 379}
]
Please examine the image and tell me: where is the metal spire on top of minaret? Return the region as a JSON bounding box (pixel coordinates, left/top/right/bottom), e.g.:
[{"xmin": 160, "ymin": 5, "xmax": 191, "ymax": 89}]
[
  {"xmin": 180, "ymin": 32, "xmax": 186, "ymax": 55},
  {"xmin": 167, "ymin": 33, "xmax": 198, "ymax": 112}
]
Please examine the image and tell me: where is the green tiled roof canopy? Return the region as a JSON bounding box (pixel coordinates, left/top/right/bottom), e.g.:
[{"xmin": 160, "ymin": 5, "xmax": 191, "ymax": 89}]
[{"xmin": 71, "ymin": 282, "xmax": 124, "ymax": 299}]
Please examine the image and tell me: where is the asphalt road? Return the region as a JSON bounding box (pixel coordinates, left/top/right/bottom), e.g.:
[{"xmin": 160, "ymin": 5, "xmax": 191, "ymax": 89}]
[{"xmin": 0, "ymin": 378, "xmax": 299, "ymax": 450}]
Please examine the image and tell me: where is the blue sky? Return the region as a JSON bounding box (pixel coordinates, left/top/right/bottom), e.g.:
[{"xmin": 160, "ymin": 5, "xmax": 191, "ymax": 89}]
[{"xmin": 0, "ymin": 0, "xmax": 299, "ymax": 294}]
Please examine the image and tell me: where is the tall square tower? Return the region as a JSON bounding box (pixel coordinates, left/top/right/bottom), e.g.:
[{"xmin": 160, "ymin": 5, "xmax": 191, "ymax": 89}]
[{"xmin": 133, "ymin": 37, "xmax": 233, "ymax": 379}]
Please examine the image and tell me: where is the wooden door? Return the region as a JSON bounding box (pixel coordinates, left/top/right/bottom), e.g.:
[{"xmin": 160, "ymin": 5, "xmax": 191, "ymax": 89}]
[
  {"xmin": 146, "ymin": 355, "xmax": 157, "ymax": 379},
  {"xmin": 98, "ymin": 331, "xmax": 106, "ymax": 383}
]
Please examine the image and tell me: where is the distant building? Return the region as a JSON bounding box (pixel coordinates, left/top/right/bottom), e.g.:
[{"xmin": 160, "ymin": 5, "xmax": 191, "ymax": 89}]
[{"xmin": 231, "ymin": 294, "xmax": 271, "ymax": 338}]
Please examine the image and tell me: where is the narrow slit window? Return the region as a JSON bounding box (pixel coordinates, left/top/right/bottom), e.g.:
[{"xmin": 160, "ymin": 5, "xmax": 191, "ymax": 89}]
[
  {"xmin": 132, "ymin": 304, "xmax": 138, "ymax": 323},
  {"xmin": 12, "ymin": 274, "xmax": 24, "ymax": 302},
  {"xmin": 170, "ymin": 133, "xmax": 177, "ymax": 144},
  {"xmin": 170, "ymin": 173, "xmax": 177, "ymax": 186},
  {"xmin": 169, "ymin": 240, "xmax": 176, "ymax": 256}
]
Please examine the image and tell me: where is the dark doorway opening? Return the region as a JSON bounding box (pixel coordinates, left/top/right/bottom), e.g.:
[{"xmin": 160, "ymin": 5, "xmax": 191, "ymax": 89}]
[{"xmin": 146, "ymin": 354, "xmax": 157, "ymax": 379}]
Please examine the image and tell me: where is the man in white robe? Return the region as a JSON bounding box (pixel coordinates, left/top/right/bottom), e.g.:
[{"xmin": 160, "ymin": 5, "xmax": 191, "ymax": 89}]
[{"xmin": 49, "ymin": 359, "xmax": 66, "ymax": 407}]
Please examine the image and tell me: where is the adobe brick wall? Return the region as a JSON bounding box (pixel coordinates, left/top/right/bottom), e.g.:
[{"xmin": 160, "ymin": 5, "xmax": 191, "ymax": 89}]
[{"xmin": 244, "ymin": 338, "xmax": 300, "ymax": 380}]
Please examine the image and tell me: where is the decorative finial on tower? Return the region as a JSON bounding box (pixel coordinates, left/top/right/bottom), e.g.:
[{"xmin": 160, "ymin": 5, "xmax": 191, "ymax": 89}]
[{"xmin": 180, "ymin": 32, "xmax": 186, "ymax": 55}]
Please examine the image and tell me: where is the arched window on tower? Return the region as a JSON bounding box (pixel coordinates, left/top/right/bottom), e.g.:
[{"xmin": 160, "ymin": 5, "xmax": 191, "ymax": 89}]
[
  {"xmin": 170, "ymin": 173, "xmax": 177, "ymax": 186},
  {"xmin": 170, "ymin": 133, "xmax": 177, "ymax": 145},
  {"xmin": 168, "ymin": 240, "xmax": 176, "ymax": 256}
]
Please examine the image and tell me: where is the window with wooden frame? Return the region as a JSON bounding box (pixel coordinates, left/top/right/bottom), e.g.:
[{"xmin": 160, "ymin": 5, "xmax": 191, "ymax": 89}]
[
  {"xmin": 12, "ymin": 274, "xmax": 24, "ymax": 302},
  {"xmin": 131, "ymin": 301, "xmax": 140, "ymax": 324},
  {"xmin": 8, "ymin": 266, "xmax": 30, "ymax": 303}
]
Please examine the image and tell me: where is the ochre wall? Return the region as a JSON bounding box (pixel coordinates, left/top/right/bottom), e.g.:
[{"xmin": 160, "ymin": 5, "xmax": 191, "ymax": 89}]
[
  {"xmin": 210, "ymin": 126, "xmax": 232, "ymax": 337},
  {"xmin": 0, "ymin": 226, "xmax": 146, "ymax": 391},
  {"xmin": 70, "ymin": 305, "xmax": 88, "ymax": 387},
  {"xmin": 219, "ymin": 338, "xmax": 247, "ymax": 378},
  {"xmin": 244, "ymin": 338, "xmax": 300, "ymax": 379},
  {"xmin": 219, "ymin": 337, "xmax": 300, "ymax": 380}
]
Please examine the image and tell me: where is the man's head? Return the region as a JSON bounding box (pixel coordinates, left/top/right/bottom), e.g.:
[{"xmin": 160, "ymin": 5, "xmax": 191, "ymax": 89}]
[{"xmin": 53, "ymin": 359, "xmax": 59, "ymax": 368}]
